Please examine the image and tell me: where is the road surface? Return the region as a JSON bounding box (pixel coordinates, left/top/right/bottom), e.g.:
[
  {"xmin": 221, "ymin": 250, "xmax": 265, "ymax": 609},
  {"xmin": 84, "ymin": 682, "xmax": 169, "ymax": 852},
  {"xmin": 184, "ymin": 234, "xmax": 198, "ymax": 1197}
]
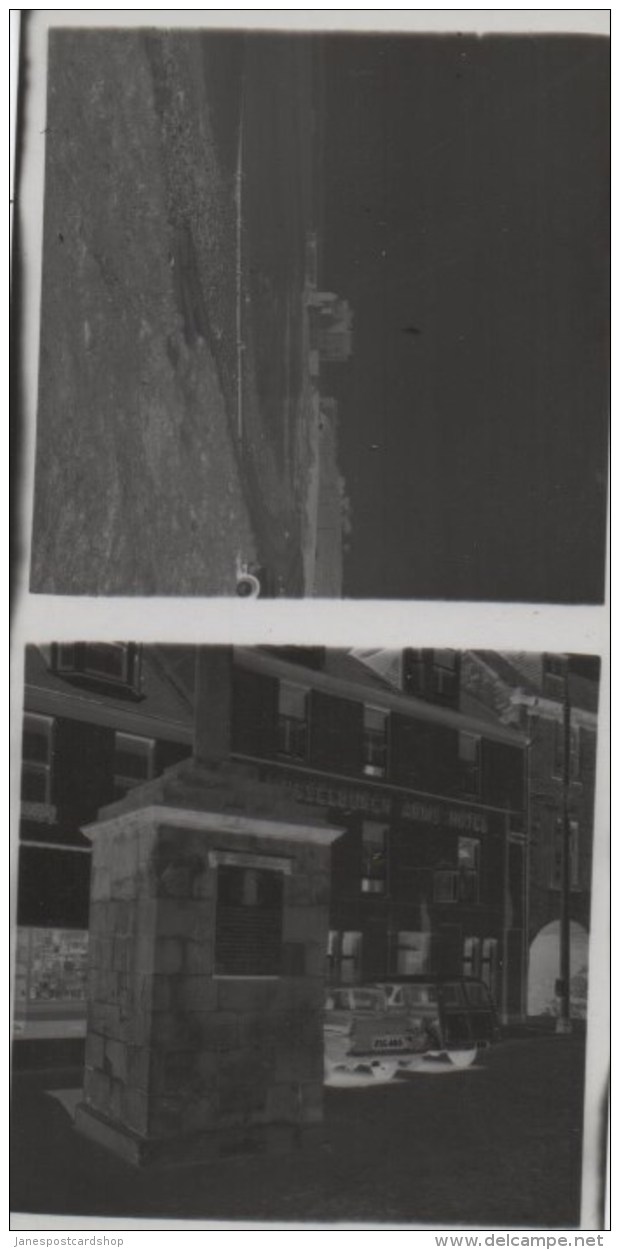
[{"xmin": 11, "ymin": 1033, "xmax": 592, "ymax": 1227}]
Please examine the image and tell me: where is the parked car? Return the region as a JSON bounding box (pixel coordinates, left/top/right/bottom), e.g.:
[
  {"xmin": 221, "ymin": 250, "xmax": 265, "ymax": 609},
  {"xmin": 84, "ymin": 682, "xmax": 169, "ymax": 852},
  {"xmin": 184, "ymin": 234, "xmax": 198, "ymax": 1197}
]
[
  {"xmin": 375, "ymin": 975, "xmax": 501, "ymax": 1068},
  {"xmin": 323, "ymin": 976, "xmax": 501, "ymax": 1083},
  {"xmin": 324, "ymin": 985, "xmax": 417, "ymax": 1083}
]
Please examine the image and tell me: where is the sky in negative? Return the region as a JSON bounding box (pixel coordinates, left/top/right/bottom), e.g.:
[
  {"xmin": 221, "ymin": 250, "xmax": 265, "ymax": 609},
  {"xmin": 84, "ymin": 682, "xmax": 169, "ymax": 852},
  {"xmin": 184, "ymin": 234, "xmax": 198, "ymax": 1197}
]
[{"xmin": 321, "ymin": 34, "xmax": 609, "ymax": 602}]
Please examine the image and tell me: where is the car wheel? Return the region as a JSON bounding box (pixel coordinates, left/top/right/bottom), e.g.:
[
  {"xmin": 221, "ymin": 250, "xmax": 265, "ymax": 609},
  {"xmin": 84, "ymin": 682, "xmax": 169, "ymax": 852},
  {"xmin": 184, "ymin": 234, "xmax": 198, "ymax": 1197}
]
[
  {"xmin": 446, "ymin": 1048, "xmax": 477, "ymax": 1068},
  {"xmin": 236, "ymin": 574, "xmax": 261, "ymax": 598}
]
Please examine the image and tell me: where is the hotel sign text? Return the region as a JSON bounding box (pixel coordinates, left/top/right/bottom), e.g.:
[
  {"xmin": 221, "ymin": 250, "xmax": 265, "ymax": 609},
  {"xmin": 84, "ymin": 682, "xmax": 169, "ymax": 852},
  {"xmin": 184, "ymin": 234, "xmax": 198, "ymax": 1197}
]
[{"xmin": 270, "ymin": 772, "xmax": 489, "ymax": 835}]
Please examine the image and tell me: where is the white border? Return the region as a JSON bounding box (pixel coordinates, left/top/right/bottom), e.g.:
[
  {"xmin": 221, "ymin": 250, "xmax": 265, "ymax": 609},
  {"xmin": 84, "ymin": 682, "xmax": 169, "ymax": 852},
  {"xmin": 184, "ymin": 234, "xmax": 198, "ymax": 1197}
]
[{"xmin": 10, "ymin": 7, "xmax": 611, "ymax": 1240}]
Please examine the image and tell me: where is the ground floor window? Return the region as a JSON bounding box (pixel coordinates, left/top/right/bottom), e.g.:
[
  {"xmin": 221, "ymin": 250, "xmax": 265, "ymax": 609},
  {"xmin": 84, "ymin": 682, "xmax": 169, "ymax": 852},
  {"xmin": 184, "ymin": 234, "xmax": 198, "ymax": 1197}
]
[
  {"xmin": 361, "ymin": 821, "xmax": 388, "ymax": 894},
  {"xmin": 462, "ymin": 935, "xmax": 500, "ymax": 1000},
  {"xmin": 12, "ymin": 926, "xmax": 88, "ymax": 1039},
  {"xmin": 481, "ymin": 937, "xmax": 500, "ymax": 999},
  {"xmin": 327, "ymin": 930, "xmax": 362, "ymax": 984},
  {"xmin": 462, "ymin": 935, "xmax": 481, "ymax": 977},
  {"xmin": 395, "ymin": 930, "xmax": 430, "ymax": 975}
]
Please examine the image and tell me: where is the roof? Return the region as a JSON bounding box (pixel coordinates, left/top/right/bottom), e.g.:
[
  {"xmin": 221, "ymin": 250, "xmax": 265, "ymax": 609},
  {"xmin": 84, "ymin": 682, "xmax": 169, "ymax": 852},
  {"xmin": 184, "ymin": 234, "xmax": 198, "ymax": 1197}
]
[
  {"xmin": 473, "ymin": 650, "xmax": 600, "ymax": 715},
  {"xmin": 236, "ymin": 647, "xmax": 527, "ymax": 747},
  {"xmin": 23, "ymin": 645, "xmax": 194, "ymax": 743},
  {"xmin": 322, "ymin": 650, "xmax": 397, "ymax": 695}
]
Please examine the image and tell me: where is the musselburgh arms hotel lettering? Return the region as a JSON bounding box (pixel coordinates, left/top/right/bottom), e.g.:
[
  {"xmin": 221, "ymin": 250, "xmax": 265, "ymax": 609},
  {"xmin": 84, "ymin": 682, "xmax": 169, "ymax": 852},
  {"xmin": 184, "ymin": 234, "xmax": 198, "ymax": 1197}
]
[{"xmin": 271, "ymin": 772, "xmax": 490, "ymax": 836}]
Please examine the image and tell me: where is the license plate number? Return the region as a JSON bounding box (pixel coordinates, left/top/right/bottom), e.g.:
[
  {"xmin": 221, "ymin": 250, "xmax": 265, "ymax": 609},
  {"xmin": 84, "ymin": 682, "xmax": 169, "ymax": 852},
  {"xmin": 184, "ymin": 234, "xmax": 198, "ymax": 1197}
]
[{"xmin": 372, "ymin": 1035, "xmax": 408, "ymax": 1051}]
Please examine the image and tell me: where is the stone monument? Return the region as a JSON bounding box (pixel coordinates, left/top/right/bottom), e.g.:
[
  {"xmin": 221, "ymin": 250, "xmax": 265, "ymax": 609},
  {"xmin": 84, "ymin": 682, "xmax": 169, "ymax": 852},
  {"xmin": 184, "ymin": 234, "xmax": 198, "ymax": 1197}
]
[{"xmin": 75, "ymin": 648, "xmax": 343, "ymax": 1165}]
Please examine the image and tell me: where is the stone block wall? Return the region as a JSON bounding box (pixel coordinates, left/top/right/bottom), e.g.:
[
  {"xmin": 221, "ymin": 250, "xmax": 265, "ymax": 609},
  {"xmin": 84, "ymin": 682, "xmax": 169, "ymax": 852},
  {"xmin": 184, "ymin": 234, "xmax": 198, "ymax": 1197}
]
[{"xmin": 80, "ymin": 808, "xmax": 334, "ymax": 1162}]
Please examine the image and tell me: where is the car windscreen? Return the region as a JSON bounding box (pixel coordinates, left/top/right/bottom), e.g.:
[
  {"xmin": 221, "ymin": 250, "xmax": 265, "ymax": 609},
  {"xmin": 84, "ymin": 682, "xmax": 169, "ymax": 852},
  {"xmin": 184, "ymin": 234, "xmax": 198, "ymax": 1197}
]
[{"xmin": 326, "ymin": 987, "xmax": 385, "ymax": 1012}]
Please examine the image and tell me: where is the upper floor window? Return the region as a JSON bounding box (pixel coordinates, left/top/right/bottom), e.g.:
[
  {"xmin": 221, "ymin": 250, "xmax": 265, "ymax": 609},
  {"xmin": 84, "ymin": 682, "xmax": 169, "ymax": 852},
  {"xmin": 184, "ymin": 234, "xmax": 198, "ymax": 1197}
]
[
  {"xmin": 51, "ymin": 643, "xmax": 143, "ymax": 699},
  {"xmin": 361, "ymin": 820, "xmax": 388, "ymax": 894},
  {"xmin": 363, "ymin": 705, "xmax": 388, "ymax": 778},
  {"xmin": 113, "ymin": 732, "xmax": 155, "ymax": 799},
  {"xmin": 327, "ymin": 930, "xmax": 362, "ymax": 985},
  {"xmin": 404, "ymin": 649, "xmax": 460, "ymax": 706},
  {"xmin": 276, "ymin": 682, "xmax": 308, "ymax": 761},
  {"xmin": 21, "ymin": 713, "xmax": 54, "ymax": 804},
  {"xmin": 458, "ymin": 732, "xmax": 481, "ymax": 796},
  {"xmin": 458, "ymin": 836, "xmax": 480, "ymax": 903},
  {"xmin": 434, "ymin": 650, "xmax": 457, "ymax": 687},
  {"xmin": 434, "ymin": 836, "xmax": 480, "ymax": 904}
]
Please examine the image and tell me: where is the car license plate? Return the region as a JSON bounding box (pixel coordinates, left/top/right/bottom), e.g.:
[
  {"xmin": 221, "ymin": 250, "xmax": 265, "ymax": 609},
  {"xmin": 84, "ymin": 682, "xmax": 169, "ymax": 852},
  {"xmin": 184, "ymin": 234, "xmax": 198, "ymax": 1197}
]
[{"xmin": 372, "ymin": 1034, "xmax": 409, "ymax": 1051}]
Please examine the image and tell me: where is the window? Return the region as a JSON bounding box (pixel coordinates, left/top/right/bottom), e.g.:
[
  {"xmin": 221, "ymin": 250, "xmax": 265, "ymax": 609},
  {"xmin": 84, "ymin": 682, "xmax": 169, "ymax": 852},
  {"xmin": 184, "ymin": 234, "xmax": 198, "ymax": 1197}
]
[
  {"xmin": 551, "ymin": 819, "xmax": 580, "ymax": 890},
  {"xmin": 434, "ymin": 838, "xmax": 480, "ymax": 904},
  {"xmin": 458, "ymin": 733, "xmax": 481, "ymax": 795},
  {"xmin": 434, "ymin": 870, "xmax": 459, "ymax": 903},
  {"xmin": 432, "ymin": 650, "xmax": 459, "ymax": 702},
  {"xmin": 361, "ymin": 821, "xmax": 388, "ymax": 894},
  {"xmin": 327, "ymin": 930, "xmax": 362, "ymax": 984},
  {"xmin": 13, "ymin": 927, "xmax": 89, "ymax": 1011},
  {"xmin": 215, "ymin": 865, "xmax": 284, "ymax": 976},
  {"xmin": 21, "ymin": 714, "xmax": 54, "ymax": 805},
  {"xmin": 51, "ymin": 643, "xmax": 143, "ymax": 697},
  {"xmin": 435, "ymin": 649, "xmax": 457, "ymax": 675},
  {"xmin": 403, "ymin": 650, "xmax": 425, "ymax": 696},
  {"xmin": 363, "ymin": 705, "xmax": 388, "ymax": 777},
  {"xmin": 277, "ymin": 682, "xmax": 308, "ymax": 760},
  {"xmin": 481, "ymin": 938, "xmax": 499, "ymax": 998},
  {"xmin": 458, "ymin": 836, "xmax": 480, "ymax": 903},
  {"xmin": 395, "ymin": 930, "xmax": 430, "ymax": 975},
  {"xmin": 113, "ymin": 732, "xmax": 155, "ymax": 798},
  {"xmin": 462, "ymin": 935, "xmax": 481, "ymax": 977},
  {"xmin": 403, "ymin": 649, "xmax": 459, "ymax": 704}
]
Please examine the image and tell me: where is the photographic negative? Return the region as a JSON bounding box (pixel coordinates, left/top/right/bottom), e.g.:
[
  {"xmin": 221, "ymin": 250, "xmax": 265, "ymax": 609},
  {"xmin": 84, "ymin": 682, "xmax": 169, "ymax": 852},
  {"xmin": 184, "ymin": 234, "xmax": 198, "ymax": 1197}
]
[
  {"xmin": 11, "ymin": 643, "xmax": 607, "ymax": 1226},
  {"xmin": 21, "ymin": 21, "xmax": 609, "ymax": 600}
]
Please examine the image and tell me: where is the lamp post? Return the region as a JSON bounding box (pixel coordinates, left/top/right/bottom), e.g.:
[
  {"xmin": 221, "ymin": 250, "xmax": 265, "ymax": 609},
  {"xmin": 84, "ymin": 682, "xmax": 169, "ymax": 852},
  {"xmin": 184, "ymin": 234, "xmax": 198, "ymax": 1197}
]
[{"xmin": 556, "ymin": 656, "xmax": 572, "ymax": 1035}]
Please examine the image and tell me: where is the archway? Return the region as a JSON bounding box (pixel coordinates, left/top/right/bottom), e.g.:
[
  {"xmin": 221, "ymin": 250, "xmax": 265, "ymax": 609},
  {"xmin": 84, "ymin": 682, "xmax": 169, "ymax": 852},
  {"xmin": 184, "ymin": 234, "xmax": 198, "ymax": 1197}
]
[{"xmin": 528, "ymin": 920, "xmax": 589, "ymax": 1018}]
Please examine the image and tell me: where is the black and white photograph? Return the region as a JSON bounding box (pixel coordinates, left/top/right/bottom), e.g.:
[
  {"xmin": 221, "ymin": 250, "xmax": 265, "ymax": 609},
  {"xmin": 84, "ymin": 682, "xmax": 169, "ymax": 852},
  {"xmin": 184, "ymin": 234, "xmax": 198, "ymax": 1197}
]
[
  {"xmin": 19, "ymin": 16, "xmax": 609, "ymax": 601},
  {"xmin": 11, "ymin": 643, "xmax": 607, "ymax": 1227},
  {"xmin": 10, "ymin": 9, "xmax": 611, "ymax": 1240}
]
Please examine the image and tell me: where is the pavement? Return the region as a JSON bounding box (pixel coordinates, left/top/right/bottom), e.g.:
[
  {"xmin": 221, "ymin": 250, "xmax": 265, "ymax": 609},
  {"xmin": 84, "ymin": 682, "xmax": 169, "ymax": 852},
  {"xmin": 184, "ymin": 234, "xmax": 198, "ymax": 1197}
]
[{"xmin": 11, "ymin": 1032, "xmax": 588, "ymax": 1229}]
